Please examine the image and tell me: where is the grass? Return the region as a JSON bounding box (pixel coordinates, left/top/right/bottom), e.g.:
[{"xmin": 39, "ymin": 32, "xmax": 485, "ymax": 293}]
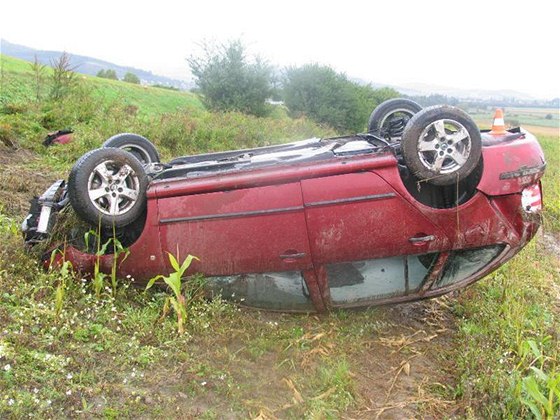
[
  {"xmin": 0, "ymin": 52, "xmax": 559, "ymax": 417},
  {"xmin": 448, "ymin": 240, "xmax": 559, "ymax": 417},
  {"xmin": 540, "ymin": 134, "xmax": 560, "ymax": 232},
  {"xmin": 445, "ymin": 133, "xmax": 560, "ymax": 417},
  {"xmin": 1, "ymin": 54, "xmax": 203, "ymax": 117}
]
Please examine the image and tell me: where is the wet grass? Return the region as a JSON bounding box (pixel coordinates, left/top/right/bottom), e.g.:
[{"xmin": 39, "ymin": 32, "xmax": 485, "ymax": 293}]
[{"xmin": 445, "ymin": 133, "xmax": 560, "ymax": 418}]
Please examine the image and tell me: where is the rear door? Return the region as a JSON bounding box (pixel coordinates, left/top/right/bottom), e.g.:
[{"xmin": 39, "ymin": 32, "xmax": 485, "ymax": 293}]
[{"xmin": 301, "ymin": 171, "xmax": 448, "ymax": 306}]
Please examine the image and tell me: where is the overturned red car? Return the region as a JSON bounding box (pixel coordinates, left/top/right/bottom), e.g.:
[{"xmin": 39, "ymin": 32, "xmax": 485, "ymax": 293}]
[{"xmin": 23, "ymin": 100, "xmax": 546, "ymax": 312}]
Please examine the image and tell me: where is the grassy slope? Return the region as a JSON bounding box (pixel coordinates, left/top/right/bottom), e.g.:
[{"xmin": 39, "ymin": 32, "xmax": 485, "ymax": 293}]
[
  {"xmin": 1, "ymin": 54, "xmax": 204, "ymax": 116},
  {"xmin": 0, "ymin": 54, "xmax": 559, "ymax": 418}
]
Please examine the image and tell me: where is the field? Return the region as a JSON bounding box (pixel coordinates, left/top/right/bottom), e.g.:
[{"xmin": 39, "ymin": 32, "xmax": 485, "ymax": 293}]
[
  {"xmin": 469, "ymin": 106, "xmax": 559, "ymax": 132},
  {"xmin": 1, "ymin": 54, "xmax": 559, "ymax": 418}
]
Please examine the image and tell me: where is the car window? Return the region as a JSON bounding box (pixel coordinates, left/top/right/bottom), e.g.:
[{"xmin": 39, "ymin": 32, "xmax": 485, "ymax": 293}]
[
  {"xmin": 205, "ymin": 271, "xmax": 313, "ymax": 311},
  {"xmin": 436, "ymin": 245, "xmax": 506, "ymax": 288},
  {"xmin": 327, "ymin": 253, "xmax": 438, "ymax": 305}
]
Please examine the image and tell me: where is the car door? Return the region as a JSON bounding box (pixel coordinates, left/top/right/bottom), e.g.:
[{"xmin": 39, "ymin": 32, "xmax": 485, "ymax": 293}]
[
  {"xmin": 156, "ymin": 182, "xmax": 313, "ymax": 275},
  {"xmin": 301, "ymin": 171, "xmax": 449, "ymax": 306}
]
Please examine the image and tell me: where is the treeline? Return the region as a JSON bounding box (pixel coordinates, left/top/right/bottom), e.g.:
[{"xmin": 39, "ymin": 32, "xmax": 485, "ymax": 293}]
[
  {"xmin": 407, "ymin": 94, "xmax": 559, "ymax": 110},
  {"xmin": 97, "ymin": 69, "xmax": 141, "ymax": 84},
  {"xmin": 188, "ymin": 40, "xmax": 399, "ymax": 133}
]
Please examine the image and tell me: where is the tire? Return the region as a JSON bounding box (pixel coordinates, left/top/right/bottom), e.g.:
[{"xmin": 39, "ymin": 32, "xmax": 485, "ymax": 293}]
[
  {"xmin": 401, "ymin": 105, "xmax": 482, "ymax": 186},
  {"xmin": 102, "ymin": 133, "xmax": 160, "ymax": 165},
  {"xmin": 68, "ymin": 148, "xmax": 148, "ymax": 228},
  {"xmin": 367, "ymin": 98, "xmax": 422, "ymax": 141}
]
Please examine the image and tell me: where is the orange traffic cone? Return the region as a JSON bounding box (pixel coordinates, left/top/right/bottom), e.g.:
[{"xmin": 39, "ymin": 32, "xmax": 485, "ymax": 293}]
[{"xmin": 490, "ymin": 109, "xmax": 507, "ymax": 135}]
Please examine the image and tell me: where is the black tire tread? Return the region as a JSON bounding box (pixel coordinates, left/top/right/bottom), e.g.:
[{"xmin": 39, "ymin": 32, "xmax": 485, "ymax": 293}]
[
  {"xmin": 102, "ymin": 133, "xmax": 160, "ymax": 164},
  {"xmin": 367, "ymin": 98, "xmax": 423, "ymax": 133}
]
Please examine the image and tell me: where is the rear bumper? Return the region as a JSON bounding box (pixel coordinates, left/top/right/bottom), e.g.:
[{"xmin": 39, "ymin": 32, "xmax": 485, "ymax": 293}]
[{"xmin": 478, "ymin": 129, "xmax": 546, "ymax": 196}]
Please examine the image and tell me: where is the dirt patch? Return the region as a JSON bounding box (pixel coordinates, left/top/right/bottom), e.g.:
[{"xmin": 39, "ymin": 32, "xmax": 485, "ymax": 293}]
[
  {"xmin": 347, "ymin": 299, "xmax": 456, "ymax": 418},
  {"xmin": 541, "ymin": 232, "xmax": 560, "ymax": 259},
  {"xmin": 119, "ymin": 299, "xmax": 458, "ymax": 418},
  {"xmin": 0, "ymin": 145, "xmax": 56, "ymax": 218}
]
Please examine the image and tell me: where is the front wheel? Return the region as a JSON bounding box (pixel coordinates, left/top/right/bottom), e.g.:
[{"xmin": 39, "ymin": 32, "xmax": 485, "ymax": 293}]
[
  {"xmin": 401, "ymin": 105, "xmax": 482, "ymax": 186},
  {"xmin": 68, "ymin": 148, "xmax": 148, "ymax": 228}
]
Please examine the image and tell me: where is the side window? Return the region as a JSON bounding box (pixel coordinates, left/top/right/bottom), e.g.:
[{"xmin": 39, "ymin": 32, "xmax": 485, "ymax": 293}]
[
  {"xmin": 205, "ymin": 271, "xmax": 314, "ymax": 312},
  {"xmin": 327, "ymin": 253, "xmax": 438, "ymax": 305},
  {"xmin": 436, "ymin": 245, "xmax": 505, "ymax": 288}
]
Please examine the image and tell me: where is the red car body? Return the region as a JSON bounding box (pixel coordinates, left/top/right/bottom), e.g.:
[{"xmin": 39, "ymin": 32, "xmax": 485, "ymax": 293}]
[{"xmin": 45, "ymin": 128, "xmax": 545, "ymax": 312}]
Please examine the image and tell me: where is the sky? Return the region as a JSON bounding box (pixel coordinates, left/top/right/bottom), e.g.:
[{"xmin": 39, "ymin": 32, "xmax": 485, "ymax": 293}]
[{"xmin": 1, "ymin": 0, "xmax": 559, "ymax": 99}]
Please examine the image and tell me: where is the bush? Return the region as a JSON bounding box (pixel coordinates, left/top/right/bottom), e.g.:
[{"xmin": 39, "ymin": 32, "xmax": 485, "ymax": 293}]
[
  {"xmin": 283, "ymin": 64, "xmax": 398, "ymax": 133},
  {"xmin": 123, "ymin": 72, "xmax": 140, "ymax": 84},
  {"xmin": 97, "ymin": 69, "xmax": 118, "ymax": 80},
  {"xmin": 188, "ymin": 39, "xmax": 273, "ymax": 117}
]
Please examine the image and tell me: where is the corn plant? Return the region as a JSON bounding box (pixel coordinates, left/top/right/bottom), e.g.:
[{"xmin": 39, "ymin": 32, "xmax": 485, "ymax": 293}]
[
  {"xmin": 146, "ymin": 252, "xmax": 201, "ymax": 334},
  {"xmin": 49, "ymin": 247, "xmax": 74, "ymax": 319},
  {"xmin": 518, "ymin": 338, "xmax": 560, "ymax": 419},
  {"xmin": 85, "ymin": 225, "xmax": 129, "ymax": 298}
]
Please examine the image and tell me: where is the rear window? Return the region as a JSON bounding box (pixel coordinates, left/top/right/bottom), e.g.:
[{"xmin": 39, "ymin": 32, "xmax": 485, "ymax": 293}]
[{"xmin": 436, "ymin": 245, "xmax": 505, "ymax": 288}]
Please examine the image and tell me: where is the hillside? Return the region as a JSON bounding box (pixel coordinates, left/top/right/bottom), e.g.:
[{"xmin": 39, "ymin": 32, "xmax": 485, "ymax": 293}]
[
  {"xmin": 1, "ymin": 39, "xmax": 191, "ymax": 89},
  {"xmin": 1, "ymin": 54, "xmax": 203, "ymax": 117}
]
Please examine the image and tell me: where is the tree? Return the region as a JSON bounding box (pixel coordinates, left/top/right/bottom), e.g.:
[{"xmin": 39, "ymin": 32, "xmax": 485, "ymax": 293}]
[
  {"xmin": 123, "ymin": 72, "xmax": 140, "ymax": 84},
  {"xmin": 49, "ymin": 52, "xmax": 78, "ymax": 100},
  {"xmin": 30, "ymin": 54, "xmax": 46, "ymax": 101},
  {"xmin": 282, "ymin": 64, "xmax": 398, "ymax": 132},
  {"xmin": 97, "ymin": 69, "xmax": 118, "ymax": 80},
  {"xmin": 188, "ymin": 39, "xmax": 273, "ymax": 117}
]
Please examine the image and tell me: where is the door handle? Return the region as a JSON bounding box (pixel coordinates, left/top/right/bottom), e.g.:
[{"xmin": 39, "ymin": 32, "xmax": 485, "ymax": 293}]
[
  {"xmin": 409, "ymin": 235, "xmax": 435, "ymax": 244},
  {"xmin": 280, "ymin": 252, "xmax": 307, "ymax": 260}
]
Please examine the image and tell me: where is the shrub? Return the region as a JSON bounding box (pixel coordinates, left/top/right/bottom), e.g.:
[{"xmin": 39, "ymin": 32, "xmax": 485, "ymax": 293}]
[
  {"xmin": 283, "ymin": 64, "xmax": 398, "ymax": 133},
  {"xmin": 97, "ymin": 69, "xmax": 118, "ymax": 80},
  {"xmin": 188, "ymin": 39, "xmax": 273, "ymax": 117},
  {"xmin": 123, "ymin": 72, "xmax": 140, "ymax": 84}
]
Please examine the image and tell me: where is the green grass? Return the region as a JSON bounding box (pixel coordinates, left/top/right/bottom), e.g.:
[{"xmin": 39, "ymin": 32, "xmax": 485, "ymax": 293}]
[
  {"xmin": 1, "ymin": 54, "xmax": 203, "ymax": 117},
  {"xmin": 448, "ymin": 240, "xmax": 559, "ymax": 418},
  {"xmin": 445, "ymin": 134, "xmax": 560, "ymax": 418},
  {"xmin": 540, "ymin": 135, "xmax": 560, "ymax": 232}
]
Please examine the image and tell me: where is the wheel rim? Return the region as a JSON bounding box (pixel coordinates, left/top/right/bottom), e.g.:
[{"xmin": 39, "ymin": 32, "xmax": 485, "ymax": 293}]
[
  {"xmin": 379, "ymin": 109, "xmax": 416, "ymax": 141},
  {"xmin": 87, "ymin": 160, "xmax": 140, "ymax": 216},
  {"xmin": 416, "ymin": 119, "xmax": 472, "ymax": 175},
  {"xmin": 118, "ymin": 143, "xmax": 152, "ymax": 165}
]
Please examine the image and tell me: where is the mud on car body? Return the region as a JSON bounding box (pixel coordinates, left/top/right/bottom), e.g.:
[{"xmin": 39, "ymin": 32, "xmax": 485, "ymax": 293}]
[{"xmin": 22, "ymin": 100, "xmax": 546, "ymax": 312}]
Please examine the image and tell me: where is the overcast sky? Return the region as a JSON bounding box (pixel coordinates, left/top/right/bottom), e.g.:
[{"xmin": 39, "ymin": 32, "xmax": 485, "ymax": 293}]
[{"xmin": 1, "ymin": 0, "xmax": 558, "ymax": 99}]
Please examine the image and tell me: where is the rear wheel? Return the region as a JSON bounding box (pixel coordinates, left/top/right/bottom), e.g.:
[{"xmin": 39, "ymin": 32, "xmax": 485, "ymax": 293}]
[
  {"xmin": 367, "ymin": 98, "xmax": 422, "ymax": 141},
  {"xmin": 103, "ymin": 133, "xmax": 160, "ymax": 165},
  {"xmin": 68, "ymin": 148, "xmax": 148, "ymax": 228},
  {"xmin": 401, "ymin": 105, "xmax": 482, "ymax": 186}
]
